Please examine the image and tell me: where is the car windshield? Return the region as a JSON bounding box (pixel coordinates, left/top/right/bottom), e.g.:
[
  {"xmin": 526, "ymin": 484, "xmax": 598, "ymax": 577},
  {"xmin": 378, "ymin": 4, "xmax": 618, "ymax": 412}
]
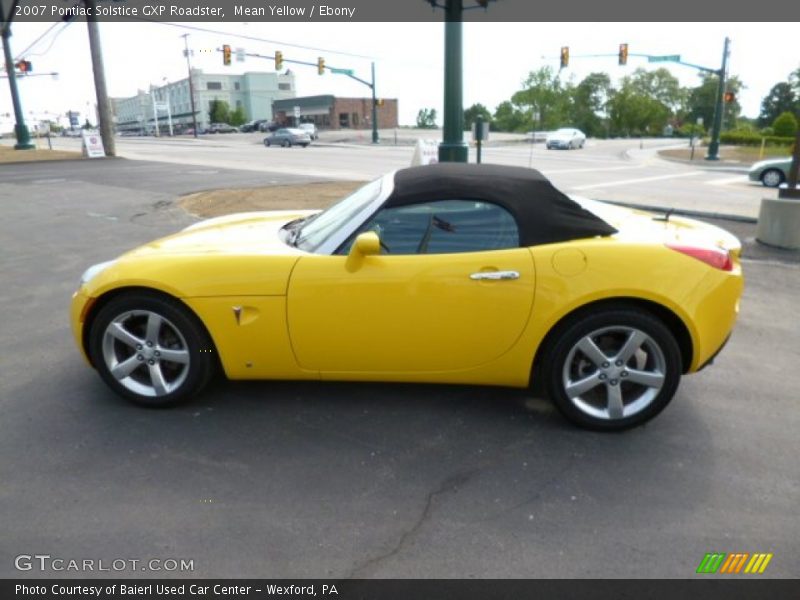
[{"xmin": 294, "ymin": 178, "xmax": 383, "ymax": 252}]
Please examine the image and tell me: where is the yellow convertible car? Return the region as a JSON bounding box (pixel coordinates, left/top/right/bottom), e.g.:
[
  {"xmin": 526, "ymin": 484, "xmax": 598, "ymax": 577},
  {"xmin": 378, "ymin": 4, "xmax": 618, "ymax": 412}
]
[{"xmin": 70, "ymin": 164, "xmax": 743, "ymax": 430}]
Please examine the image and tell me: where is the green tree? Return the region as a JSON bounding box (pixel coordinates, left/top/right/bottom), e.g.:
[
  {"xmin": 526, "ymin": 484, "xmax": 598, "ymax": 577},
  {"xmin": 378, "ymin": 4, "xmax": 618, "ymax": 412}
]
[
  {"xmin": 229, "ymin": 106, "xmax": 247, "ymax": 127},
  {"xmin": 758, "ymin": 82, "xmax": 797, "ymax": 127},
  {"xmin": 415, "ymin": 108, "xmax": 437, "ymax": 129},
  {"xmin": 685, "ymin": 73, "xmax": 743, "ymax": 132},
  {"xmin": 607, "ymin": 76, "xmax": 671, "ymax": 136},
  {"xmin": 463, "ymin": 103, "xmax": 492, "ymax": 130},
  {"xmin": 492, "ymin": 101, "xmax": 528, "ymax": 132},
  {"xmin": 772, "ymin": 111, "xmax": 798, "ymax": 137},
  {"xmin": 208, "ymin": 99, "xmax": 231, "ymax": 124},
  {"xmin": 510, "ymin": 66, "xmax": 570, "ymax": 130},
  {"xmin": 569, "ymin": 72, "xmax": 612, "ymax": 138}
]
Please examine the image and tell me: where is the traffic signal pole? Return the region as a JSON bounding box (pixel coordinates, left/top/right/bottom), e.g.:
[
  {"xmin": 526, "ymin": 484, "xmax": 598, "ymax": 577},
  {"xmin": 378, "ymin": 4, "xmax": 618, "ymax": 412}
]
[
  {"xmin": 85, "ymin": 0, "xmax": 115, "ymax": 156},
  {"xmin": 1, "ymin": 0, "xmax": 34, "ymax": 150},
  {"xmin": 705, "ymin": 37, "xmax": 730, "ymax": 161}
]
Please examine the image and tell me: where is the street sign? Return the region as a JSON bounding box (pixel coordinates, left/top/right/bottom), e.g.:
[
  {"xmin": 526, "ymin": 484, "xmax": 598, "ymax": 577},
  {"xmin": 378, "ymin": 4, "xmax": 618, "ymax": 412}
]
[
  {"xmin": 330, "ymin": 68, "xmax": 355, "ymax": 76},
  {"xmin": 471, "ymin": 121, "xmax": 490, "ymax": 142},
  {"xmin": 293, "ymin": 106, "xmax": 301, "ymax": 119},
  {"xmin": 81, "ymin": 130, "xmax": 105, "ymax": 158},
  {"xmin": 648, "ymin": 55, "xmax": 680, "ymax": 63},
  {"xmin": 235, "ymin": 48, "xmax": 245, "ymax": 63}
]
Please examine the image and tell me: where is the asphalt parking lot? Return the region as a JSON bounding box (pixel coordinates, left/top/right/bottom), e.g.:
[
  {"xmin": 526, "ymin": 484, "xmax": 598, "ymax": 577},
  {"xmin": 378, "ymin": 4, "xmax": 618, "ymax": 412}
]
[{"xmin": 1, "ymin": 159, "xmax": 798, "ymax": 579}]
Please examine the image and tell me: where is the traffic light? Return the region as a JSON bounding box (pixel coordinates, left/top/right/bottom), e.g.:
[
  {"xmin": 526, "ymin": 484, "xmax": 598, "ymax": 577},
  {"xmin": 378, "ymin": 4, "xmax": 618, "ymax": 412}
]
[
  {"xmin": 375, "ymin": 98, "xmax": 385, "ymax": 107},
  {"xmin": 15, "ymin": 60, "xmax": 32, "ymax": 73},
  {"xmin": 317, "ymin": 57, "xmax": 325, "ymax": 75},
  {"xmin": 560, "ymin": 46, "xmax": 569, "ymax": 69},
  {"xmin": 724, "ymin": 91, "xmax": 736, "ymax": 103},
  {"xmin": 619, "ymin": 43, "xmax": 629, "ymax": 66},
  {"xmin": 275, "ymin": 51, "xmax": 283, "ymax": 71},
  {"xmin": 222, "ymin": 44, "xmax": 231, "ymax": 66}
]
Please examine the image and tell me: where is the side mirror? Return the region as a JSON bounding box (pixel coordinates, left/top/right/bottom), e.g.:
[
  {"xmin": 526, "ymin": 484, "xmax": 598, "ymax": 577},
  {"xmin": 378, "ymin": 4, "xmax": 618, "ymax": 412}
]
[{"xmin": 351, "ymin": 232, "xmax": 381, "ymax": 257}]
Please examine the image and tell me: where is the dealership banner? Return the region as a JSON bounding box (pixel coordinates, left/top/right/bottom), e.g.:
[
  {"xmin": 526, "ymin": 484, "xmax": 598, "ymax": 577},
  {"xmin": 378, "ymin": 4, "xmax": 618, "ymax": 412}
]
[
  {"xmin": 4, "ymin": 579, "xmax": 800, "ymax": 599},
  {"xmin": 5, "ymin": 0, "xmax": 786, "ymax": 23}
]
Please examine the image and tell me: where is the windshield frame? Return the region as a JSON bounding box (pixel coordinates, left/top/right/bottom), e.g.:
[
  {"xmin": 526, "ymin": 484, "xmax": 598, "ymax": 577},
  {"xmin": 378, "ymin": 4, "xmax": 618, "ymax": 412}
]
[{"xmin": 294, "ymin": 172, "xmax": 395, "ymax": 254}]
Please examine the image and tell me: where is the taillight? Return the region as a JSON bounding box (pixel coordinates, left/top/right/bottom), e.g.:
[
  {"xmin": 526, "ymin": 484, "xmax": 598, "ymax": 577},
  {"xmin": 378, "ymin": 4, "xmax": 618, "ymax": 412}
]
[{"xmin": 666, "ymin": 243, "xmax": 733, "ymax": 271}]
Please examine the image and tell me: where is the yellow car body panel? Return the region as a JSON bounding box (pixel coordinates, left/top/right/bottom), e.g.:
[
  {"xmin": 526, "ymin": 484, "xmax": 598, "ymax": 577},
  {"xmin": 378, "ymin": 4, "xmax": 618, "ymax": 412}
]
[
  {"xmin": 70, "ymin": 204, "xmax": 743, "ymax": 390},
  {"xmin": 286, "ymin": 248, "xmax": 535, "ymax": 374}
]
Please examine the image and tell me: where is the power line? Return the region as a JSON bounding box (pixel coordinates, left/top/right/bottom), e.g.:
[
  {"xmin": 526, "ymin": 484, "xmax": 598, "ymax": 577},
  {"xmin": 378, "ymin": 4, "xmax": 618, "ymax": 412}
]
[
  {"xmin": 16, "ymin": 22, "xmax": 71, "ymax": 60},
  {"xmin": 131, "ymin": 19, "xmax": 376, "ymax": 61}
]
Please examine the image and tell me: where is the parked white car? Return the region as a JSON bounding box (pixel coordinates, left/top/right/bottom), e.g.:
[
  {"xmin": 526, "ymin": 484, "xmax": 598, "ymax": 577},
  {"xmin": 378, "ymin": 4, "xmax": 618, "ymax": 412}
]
[
  {"xmin": 298, "ymin": 123, "xmax": 318, "ymax": 140},
  {"xmin": 546, "ymin": 128, "xmax": 586, "ymax": 150}
]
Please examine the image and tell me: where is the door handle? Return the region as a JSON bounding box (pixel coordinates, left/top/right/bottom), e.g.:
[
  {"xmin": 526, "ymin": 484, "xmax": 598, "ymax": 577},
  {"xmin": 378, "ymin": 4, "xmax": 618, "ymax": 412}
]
[{"xmin": 470, "ymin": 270, "xmax": 520, "ymax": 281}]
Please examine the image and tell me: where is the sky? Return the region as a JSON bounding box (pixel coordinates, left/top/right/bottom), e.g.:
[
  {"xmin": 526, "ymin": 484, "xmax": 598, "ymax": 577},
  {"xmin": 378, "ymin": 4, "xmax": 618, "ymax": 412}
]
[{"xmin": 1, "ymin": 21, "xmax": 798, "ymax": 130}]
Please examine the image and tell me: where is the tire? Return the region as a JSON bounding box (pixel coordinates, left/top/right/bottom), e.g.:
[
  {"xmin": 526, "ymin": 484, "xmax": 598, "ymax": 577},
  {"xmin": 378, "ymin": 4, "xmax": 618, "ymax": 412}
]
[
  {"xmin": 88, "ymin": 292, "xmax": 217, "ymax": 407},
  {"xmin": 264, "ymin": 140, "xmax": 271, "ymax": 147},
  {"xmin": 760, "ymin": 169, "xmax": 784, "ymax": 188},
  {"xmin": 539, "ymin": 307, "xmax": 682, "ymax": 431},
  {"xmin": 301, "ymin": 143, "xmax": 309, "ymax": 148}
]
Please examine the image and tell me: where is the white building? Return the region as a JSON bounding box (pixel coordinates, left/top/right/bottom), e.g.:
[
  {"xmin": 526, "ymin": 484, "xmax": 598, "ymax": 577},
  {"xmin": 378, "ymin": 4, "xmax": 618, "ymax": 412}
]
[{"xmin": 112, "ymin": 68, "xmax": 296, "ymax": 133}]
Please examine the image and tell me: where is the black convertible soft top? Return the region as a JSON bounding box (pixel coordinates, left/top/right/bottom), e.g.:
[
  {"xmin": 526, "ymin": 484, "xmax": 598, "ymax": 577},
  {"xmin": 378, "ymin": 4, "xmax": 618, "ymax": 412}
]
[{"xmin": 386, "ymin": 163, "xmax": 617, "ymax": 247}]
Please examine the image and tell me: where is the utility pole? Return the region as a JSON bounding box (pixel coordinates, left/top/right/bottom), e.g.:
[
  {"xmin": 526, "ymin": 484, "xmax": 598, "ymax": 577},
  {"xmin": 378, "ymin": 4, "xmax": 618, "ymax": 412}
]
[
  {"xmin": 1, "ymin": 0, "xmax": 34, "ymax": 149},
  {"xmin": 705, "ymin": 36, "xmax": 730, "ymax": 161},
  {"xmin": 370, "ymin": 62, "xmax": 378, "ymax": 144},
  {"xmin": 182, "ymin": 34, "xmax": 198, "ymax": 138},
  {"xmin": 85, "ymin": 0, "xmax": 115, "ymax": 156},
  {"xmin": 438, "ymin": 0, "xmax": 468, "ymax": 162}
]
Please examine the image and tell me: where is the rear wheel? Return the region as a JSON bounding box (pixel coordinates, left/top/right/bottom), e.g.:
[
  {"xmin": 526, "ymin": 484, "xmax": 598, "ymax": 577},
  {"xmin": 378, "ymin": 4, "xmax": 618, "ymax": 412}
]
[
  {"xmin": 540, "ymin": 308, "xmax": 682, "ymax": 431},
  {"xmin": 761, "ymin": 168, "xmax": 784, "ymax": 188},
  {"xmin": 89, "ymin": 293, "xmax": 216, "ymax": 407}
]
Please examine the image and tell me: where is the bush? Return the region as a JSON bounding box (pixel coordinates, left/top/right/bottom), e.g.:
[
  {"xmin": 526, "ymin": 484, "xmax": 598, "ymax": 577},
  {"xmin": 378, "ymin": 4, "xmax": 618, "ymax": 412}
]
[
  {"xmin": 719, "ymin": 131, "xmax": 795, "ymax": 146},
  {"xmin": 772, "ymin": 112, "xmax": 798, "ymax": 138}
]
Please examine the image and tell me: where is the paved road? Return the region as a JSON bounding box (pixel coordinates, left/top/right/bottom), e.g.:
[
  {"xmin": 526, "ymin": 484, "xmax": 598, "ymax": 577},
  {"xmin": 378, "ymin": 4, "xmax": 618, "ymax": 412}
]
[
  {"xmin": 1, "ymin": 159, "xmax": 798, "ymax": 578},
  {"xmin": 22, "ymin": 134, "xmax": 770, "ymax": 218}
]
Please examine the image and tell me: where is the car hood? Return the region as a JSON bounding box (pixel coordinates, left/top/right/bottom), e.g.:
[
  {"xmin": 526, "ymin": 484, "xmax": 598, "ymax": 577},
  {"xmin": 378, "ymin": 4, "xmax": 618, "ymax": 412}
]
[
  {"xmin": 125, "ymin": 210, "xmax": 319, "ymax": 258},
  {"xmin": 749, "ymin": 158, "xmax": 791, "ymax": 172}
]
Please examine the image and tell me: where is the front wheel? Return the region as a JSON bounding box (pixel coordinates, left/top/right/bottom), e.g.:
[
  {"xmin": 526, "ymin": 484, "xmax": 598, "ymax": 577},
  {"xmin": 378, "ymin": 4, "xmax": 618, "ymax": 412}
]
[
  {"xmin": 264, "ymin": 139, "xmax": 271, "ymax": 147},
  {"xmin": 540, "ymin": 308, "xmax": 682, "ymax": 431},
  {"xmin": 88, "ymin": 293, "xmax": 217, "ymax": 407},
  {"xmin": 761, "ymin": 168, "xmax": 784, "ymax": 188}
]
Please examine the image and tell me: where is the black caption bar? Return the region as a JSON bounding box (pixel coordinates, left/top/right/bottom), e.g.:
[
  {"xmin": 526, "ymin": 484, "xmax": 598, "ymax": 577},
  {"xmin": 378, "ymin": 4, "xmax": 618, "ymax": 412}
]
[
  {"xmin": 4, "ymin": 0, "xmax": 787, "ymax": 22},
  {"xmin": 4, "ymin": 579, "xmax": 800, "ymax": 600}
]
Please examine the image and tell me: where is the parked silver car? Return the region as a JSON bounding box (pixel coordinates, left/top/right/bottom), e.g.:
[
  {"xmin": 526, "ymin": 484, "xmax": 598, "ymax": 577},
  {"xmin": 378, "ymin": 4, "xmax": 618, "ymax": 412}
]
[
  {"xmin": 748, "ymin": 157, "xmax": 793, "ymax": 187},
  {"xmin": 263, "ymin": 128, "xmax": 312, "ymax": 148}
]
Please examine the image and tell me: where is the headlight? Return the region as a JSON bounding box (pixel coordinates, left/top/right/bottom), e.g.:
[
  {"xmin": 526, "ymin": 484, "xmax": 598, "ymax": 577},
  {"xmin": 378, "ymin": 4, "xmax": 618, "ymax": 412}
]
[{"xmin": 80, "ymin": 260, "xmax": 115, "ymax": 286}]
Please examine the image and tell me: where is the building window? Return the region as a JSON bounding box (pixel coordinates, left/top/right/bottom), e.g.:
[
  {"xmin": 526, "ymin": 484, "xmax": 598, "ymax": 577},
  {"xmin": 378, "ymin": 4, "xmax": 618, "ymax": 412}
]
[
  {"xmin": 207, "ymin": 82, "xmax": 222, "ymax": 90},
  {"xmin": 339, "ymin": 113, "xmax": 349, "ymax": 128},
  {"xmin": 352, "ymin": 113, "xmax": 359, "ymax": 127},
  {"xmin": 234, "ymin": 82, "xmax": 240, "ymax": 91},
  {"xmin": 278, "ymin": 83, "xmax": 291, "ymax": 91}
]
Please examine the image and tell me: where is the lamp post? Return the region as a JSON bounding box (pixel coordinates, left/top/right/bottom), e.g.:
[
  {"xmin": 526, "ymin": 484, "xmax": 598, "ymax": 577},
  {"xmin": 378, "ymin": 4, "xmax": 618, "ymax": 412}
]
[
  {"xmin": 705, "ymin": 36, "xmax": 730, "ymax": 161},
  {"xmin": 438, "ymin": 0, "xmax": 468, "ymax": 162}
]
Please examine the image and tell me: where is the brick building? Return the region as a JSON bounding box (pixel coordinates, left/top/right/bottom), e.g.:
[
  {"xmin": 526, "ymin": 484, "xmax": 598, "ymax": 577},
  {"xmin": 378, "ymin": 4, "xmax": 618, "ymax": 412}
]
[{"xmin": 272, "ymin": 95, "xmax": 398, "ymax": 131}]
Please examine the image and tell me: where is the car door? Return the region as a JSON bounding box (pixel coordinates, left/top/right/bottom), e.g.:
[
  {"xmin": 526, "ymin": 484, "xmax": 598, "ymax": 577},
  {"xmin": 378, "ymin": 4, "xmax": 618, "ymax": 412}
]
[{"xmin": 287, "ymin": 200, "xmax": 535, "ymax": 374}]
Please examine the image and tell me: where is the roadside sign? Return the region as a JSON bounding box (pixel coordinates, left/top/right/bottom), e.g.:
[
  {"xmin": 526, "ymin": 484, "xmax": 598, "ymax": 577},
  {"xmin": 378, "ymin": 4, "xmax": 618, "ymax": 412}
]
[
  {"xmin": 411, "ymin": 139, "xmax": 439, "ymax": 166},
  {"xmin": 293, "ymin": 106, "xmax": 301, "ymax": 119},
  {"xmin": 81, "ymin": 130, "xmax": 105, "ymax": 158},
  {"xmin": 648, "ymin": 55, "xmax": 680, "ymax": 63},
  {"xmin": 235, "ymin": 48, "xmax": 245, "ymax": 63},
  {"xmin": 471, "ymin": 121, "xmax": 490, "ymax": 142},
  {"xmin": 330, "ymin": 68, "xmax": 355, "ymax": 76}
]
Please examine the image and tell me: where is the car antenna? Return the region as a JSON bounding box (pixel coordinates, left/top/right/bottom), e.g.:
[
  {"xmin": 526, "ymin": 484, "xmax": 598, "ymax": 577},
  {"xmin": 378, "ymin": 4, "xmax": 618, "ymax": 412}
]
[{"xmin": 653, "ymin": 208, "xmax": 675, "ymax": 222}]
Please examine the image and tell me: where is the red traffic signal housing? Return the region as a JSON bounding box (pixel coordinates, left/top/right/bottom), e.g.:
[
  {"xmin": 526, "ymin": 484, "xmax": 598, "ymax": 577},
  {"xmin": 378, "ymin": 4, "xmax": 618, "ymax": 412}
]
[
  {"xmin": 15, "ymin": 60, "xmax": 32, "ymax": 73},
  {"xmin": 619, "ymin": 43, "xmax": 629, "ymax": 66},
  {"xmin": 560, "ymin": 47, "xmax": 569, "ymax": 68},
  {"xmin": 724, "ymin": 91, "xmax": 736, "ymax": 103},
  {"xmin": 222, "ymin": 45, "xmax": 232, "ymax": 66}
]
